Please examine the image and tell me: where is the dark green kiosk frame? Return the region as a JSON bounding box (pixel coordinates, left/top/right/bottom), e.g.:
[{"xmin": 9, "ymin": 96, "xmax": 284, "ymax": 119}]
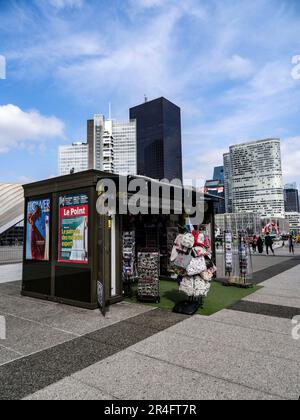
[{"xmin": 22, "ymin": 170, "xmax": 217, "ymax": 313}]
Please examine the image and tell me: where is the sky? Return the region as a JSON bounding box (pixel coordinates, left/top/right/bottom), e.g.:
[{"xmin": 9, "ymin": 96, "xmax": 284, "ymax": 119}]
[{"xmin": 0, "ymin": 0, "xmax": 300, "ymax": 185}]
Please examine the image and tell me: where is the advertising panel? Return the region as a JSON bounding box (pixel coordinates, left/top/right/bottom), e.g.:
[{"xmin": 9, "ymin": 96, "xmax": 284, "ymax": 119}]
[
  {"xmin": 26, "ymin": 199, "xmax": 50, "ymax": 261},
  {"xmin": 58, "ymin": 193, "xmax": 88, "ymax": 264}
]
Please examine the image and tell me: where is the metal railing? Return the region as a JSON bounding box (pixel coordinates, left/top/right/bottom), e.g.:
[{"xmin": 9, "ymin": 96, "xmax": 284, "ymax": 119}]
[{"xmin": 0, "ymin": 246, "xmax": 23, "ymax": 265}]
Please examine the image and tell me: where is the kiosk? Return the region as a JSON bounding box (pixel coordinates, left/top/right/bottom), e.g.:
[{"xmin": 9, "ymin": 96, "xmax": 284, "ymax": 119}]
[{"xmin": 22, "ymin": 170, "xmax": 218, "ymax": 313}]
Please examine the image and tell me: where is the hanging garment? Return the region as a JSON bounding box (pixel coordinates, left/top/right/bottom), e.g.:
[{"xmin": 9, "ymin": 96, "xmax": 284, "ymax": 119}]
[
  {"xmin": 170, "ymin": 246, "xmax": 179, "ymax": 262},
  {"xmin": 192, "ymin": 246, "xmax": 207, "ymax": 257},
  {"xmin": 174, "ymin": 234, "xmax": 185, "ymax": 252},
  {"xmin": 181, "ymin": 233, "xmax": 195, "ymax": 249},
  {"xmin": 200, "ymin": 270, "xmax": 214, "ymax": 282},
  {"xmin": 186, "ymin": 256, "xmax": 207, "ymax": 276},
  {"xmin": 192, "ymin": 231, "xmax": 211, "ymax": 250},
  {"xmin": 180, "ymin": 276, "xmax": 211, "ymax": 298},
  {"xmin": 173, "ymin": 251, "xmax": 193, "ymax": 270}
]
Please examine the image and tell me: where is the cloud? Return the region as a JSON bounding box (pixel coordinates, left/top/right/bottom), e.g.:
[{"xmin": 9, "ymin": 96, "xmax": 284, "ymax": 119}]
[
  {"xmin": 0, "ymin": 105, "xmax": 64, "ymax": 153},
  {"xmin": 223, "ymin": 54, "xmax": 254, "ymax": 79},
  {"xmin": 45, "ymin": 0, "xmax": 84, "ymax": 9},
  {"xmin": 281, "ymin": 137, "xmax": 300, "ymax": 180}
]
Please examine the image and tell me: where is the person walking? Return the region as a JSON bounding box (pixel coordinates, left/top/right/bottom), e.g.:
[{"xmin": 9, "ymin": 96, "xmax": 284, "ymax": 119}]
[
  {"xmin": 265, "ymin": 232, "xmax": 275, "ymax": 256},
  {"xmin": 252, "ymin": 235, "xmax": 257, "ymax": 253},
  {"xmin": 257, "ymin": 236, "xmax": 264, "ymax": 254},
  {"xmin": 289, "ymin": 234, "xmax": 295, "ymax": 255}
]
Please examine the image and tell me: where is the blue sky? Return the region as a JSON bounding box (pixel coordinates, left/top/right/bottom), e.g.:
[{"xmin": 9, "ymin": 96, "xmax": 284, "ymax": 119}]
[{"xmin": 0, "ymin": 0, "xmax": 300, "ymax": 185}]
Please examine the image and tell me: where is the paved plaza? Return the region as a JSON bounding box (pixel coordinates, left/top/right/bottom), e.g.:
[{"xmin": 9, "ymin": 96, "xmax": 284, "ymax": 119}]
[{"xmin": 0, "ymin": 254, "xmax": 299, "ymax": 400}]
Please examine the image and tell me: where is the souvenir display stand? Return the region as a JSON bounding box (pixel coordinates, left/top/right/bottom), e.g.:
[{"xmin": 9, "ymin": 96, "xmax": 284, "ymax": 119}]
[
  {"xmin": 137, "ymin": 249, "xmax": 160, "ymax": 303},
  {"xmin": 171, "ymin": 228, "xmax": 216, "ymax": 315},
  {"xmin": 122, "ymin": 231, "xmax": 138, "ymax": 298},
  {"xmin": 223, "ymin": 230, "xmax": 253, "ymax": 288}
]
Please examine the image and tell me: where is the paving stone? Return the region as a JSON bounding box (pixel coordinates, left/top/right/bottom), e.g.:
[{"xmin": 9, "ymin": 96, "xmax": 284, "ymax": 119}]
[
  {"xmin": 166, "ymin": 315, "xmax": 300, "ymax": 362},
  {"xmin": 209, "ymin": 309, "xmax": 295, "ymax": 336},
  {"xmin": 86, "ymin": 320, "xmax": 158, "ymax": 350},
  {"xmin": 125, "ymin": 308, "xmax": 189, "ymax": 331},
  {"xmin": 130, "ymin": 331, "xmax": 300, "ymax": 400},
  {"xmin": 0, "ymin": 314, "xmax": 76, "ymax": 355},
  {"xmin": 243, "ymin": 293, "xmax": 300, "ymax": 308},
  {"xmin": 73, "ymin": 350, "xmax": 282, "ymax": 400},
  {"xmin": 230, "ymin": 301, "xmax": 300, "ymax": 319},
  {"xmin": 0, "ymin": 346, "xmax": 21, "ymax": 366},
  {"xmin": 23, "ymin": 377, "xmax": 116, "ymax": 400},
  {"xmin": 0, "ymin": 338, "xmax": 117, "ymax": 400}
]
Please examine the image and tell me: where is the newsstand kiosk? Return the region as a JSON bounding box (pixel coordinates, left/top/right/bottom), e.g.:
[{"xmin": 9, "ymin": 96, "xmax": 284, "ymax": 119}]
[{"xmin": 22, "ymin": 170, "xmax": 217, "ymax": 315}]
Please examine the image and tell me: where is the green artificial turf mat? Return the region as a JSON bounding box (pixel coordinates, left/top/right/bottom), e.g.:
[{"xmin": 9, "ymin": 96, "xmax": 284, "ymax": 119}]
[{"xmin": 125, "ymin": 280, "xmax": 262, "ymax": 316}]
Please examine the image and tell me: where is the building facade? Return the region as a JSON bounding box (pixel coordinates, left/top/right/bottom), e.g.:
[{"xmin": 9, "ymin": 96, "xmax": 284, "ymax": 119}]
[
  {"xmin": 284, "ymin": 183, "xmax": 300, "ymax": 213},
  {"xmin": 285, "ymin": 212, "xmax": 300, "ymax": 233},
  {"xmin": 129, "ymin": 97, "xmax": 183, "ymax": 181},
  {"xmin": 213, "ymin": 166, "xmax": 225, "ymax": 183},
  {"xmin": 112, "ymin": 120, "xmax": 137, "ymax": 175},
  {"xmin": 223, "ymin": 153, "xmax": 233, "ymax": 213},
  {"xmin": 87, "ymin": 115, "xmax": 136, "ymax": 175},
  {"xmin": 227, "ymin": 139, "xmax": 285, "ymax": 218},
  {"xmin": 59, "ymin": 142, "xmax": 88, "ymax": 176}
]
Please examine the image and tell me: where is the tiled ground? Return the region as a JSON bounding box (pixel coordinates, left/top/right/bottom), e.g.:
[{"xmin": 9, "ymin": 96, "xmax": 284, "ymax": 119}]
[{"xmin": 0, "ymin": 259, "xmax": 300, "ymax": 400}]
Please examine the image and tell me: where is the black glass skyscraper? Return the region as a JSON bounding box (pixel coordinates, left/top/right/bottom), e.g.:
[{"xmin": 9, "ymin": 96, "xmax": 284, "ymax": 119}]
[
  {"xmin": 284, "ymin": 184, "xmax": 300, "ymax": 212},
  {"xmin": 129, "ymin": 97, "xmax": 183, "ymax": 181}
]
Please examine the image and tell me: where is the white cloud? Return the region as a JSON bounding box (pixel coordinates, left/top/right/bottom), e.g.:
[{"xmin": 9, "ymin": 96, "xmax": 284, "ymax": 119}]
[
  {"xmin": 0, "ymin": 105, "xmax": 64, "ymax": 153},
  {"xmin": 281, "ymin": 137, "xmax": 300, "ymax": 180},
  {"xmin": 47, "ymin": 0, "xmax": 84, "ymax": 9},
  {"xmin": 223, "ymin": 54, "xmax": 254, "ymax": 79}
]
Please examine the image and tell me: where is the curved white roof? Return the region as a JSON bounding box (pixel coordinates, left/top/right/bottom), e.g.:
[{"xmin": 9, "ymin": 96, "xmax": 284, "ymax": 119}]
[{"xmin": 0, "ymin": 184, "xmax": 24, "ymax": 235}]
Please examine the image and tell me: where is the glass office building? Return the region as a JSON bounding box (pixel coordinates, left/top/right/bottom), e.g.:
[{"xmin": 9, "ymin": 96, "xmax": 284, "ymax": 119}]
[
  {"xmin": 284, "ymin": 183, "xmax": 300, "ymax": 213},
  {"xmin": 59, "ymin": 142, "xmax": 88, "ymax": 176},
  {"xmin": 129, "ymin": 97, "xmax": 183, "ymax": 181}
]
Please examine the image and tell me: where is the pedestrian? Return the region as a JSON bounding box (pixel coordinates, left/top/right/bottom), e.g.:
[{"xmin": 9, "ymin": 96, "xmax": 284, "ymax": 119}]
[
  {"xmin": 265, "ymin": 232, "xmax": 275, "ymax": 255},
  {"xmin": 288, "ymin": 234, "xmax": 295, "ymax": 255},
  {"xmin": 252, "ymin": 235, "xmax": 257, "ymax": 253},
  {"xmin": 257, "ymin": 236, "xmax": 264, "ymax": 254}
]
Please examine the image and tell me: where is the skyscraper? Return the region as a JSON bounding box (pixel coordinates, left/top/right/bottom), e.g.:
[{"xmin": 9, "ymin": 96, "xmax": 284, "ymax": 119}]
[
  {"xmin": 59, "ymin": 142, "xmax": 88, "ymax": 176},
  {"xmin": 129, "ymin": 97, "xmax": 183, "ymax": 181},
  {"xmin": 205, "ymin": 165, "xmax": 225, "ymax": 214},
  {"xmin": 111, "ymin": 120, "xmax": 137, "ymax": 175},
  {"xmin": 213, "ymin": 166, "xmax": 225, "ymax": 183},
  {"xmin": 284, "ymin": 183, "xmax": 300, "ymax": 212},
  {"xmin": 87, "ymin": 115, "xmax": 137, "ymax": 175},
  {"xmin": 223, "ymin": 153, "xmax": 233, "ymax": 213},
  {"xmin": 228, "ymin": 139, "xmax": 285, "ymax": 218}
]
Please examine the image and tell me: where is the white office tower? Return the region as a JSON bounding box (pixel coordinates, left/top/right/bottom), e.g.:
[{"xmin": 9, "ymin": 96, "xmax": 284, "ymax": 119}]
[
  {"xmin": 59, "ymin": 142, "xmax": 88, "ymax": 176},
  {"xmin": 112, "ymin": 120, "xmax": 137, "ymax": 175},
  {"xmin": 285, "ymin": 212, "xmax": 300, "ymax": 233},
  {"xmin": 223, "ymin": 153, "xmax": 233, "ymax": 213},
  {"xmin": 102, "ymin": 120, "xmax": 114, "ymax": 173},
  {"xmin": 229, "ymin": 139, "xmax": 285, "ymax": 218},
  {"xmin": 88, "ymin": 115, "xmax": 136, "ymax": 175}
]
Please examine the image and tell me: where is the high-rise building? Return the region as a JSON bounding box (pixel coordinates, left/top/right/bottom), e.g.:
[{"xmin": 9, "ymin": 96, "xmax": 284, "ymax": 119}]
[
  {"xmin": 205, "ymin": 179, "xmax": 225, "ymax": 214},
  {"xmin": 129, "ymin": 97, "xmax": 183, "ymax": 181},
  {"xmin": 284, "ymin": 183, "xmax": 300, "ymax": 212},
  {"xmin": 213, "ymin": 166, "xmax": 224, "ymax": 183},
  {"xmin": 285, "ymin": 212, "xmax": 300, "ymax": 233},
  {"xmin": 87, "ymin": 115, "xmax": 137, "ymax": 175},
  {"xmin": 205, "ymin": 165, "xmax": 225, "ymax": 214},
  {"xmin": 111, "ymin": 120, "xmax": 137, "ymax": 175},
  {"xmin": 227, "ymin": 139, "xmax": 285, "ymax": 218},
  {"xmin": 223, "ymin": 153, "xmax": 233, "ymax": 213},
  {"xmin": 59, "ymin": 142, "xmax": 88, "ymax": 176}
]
